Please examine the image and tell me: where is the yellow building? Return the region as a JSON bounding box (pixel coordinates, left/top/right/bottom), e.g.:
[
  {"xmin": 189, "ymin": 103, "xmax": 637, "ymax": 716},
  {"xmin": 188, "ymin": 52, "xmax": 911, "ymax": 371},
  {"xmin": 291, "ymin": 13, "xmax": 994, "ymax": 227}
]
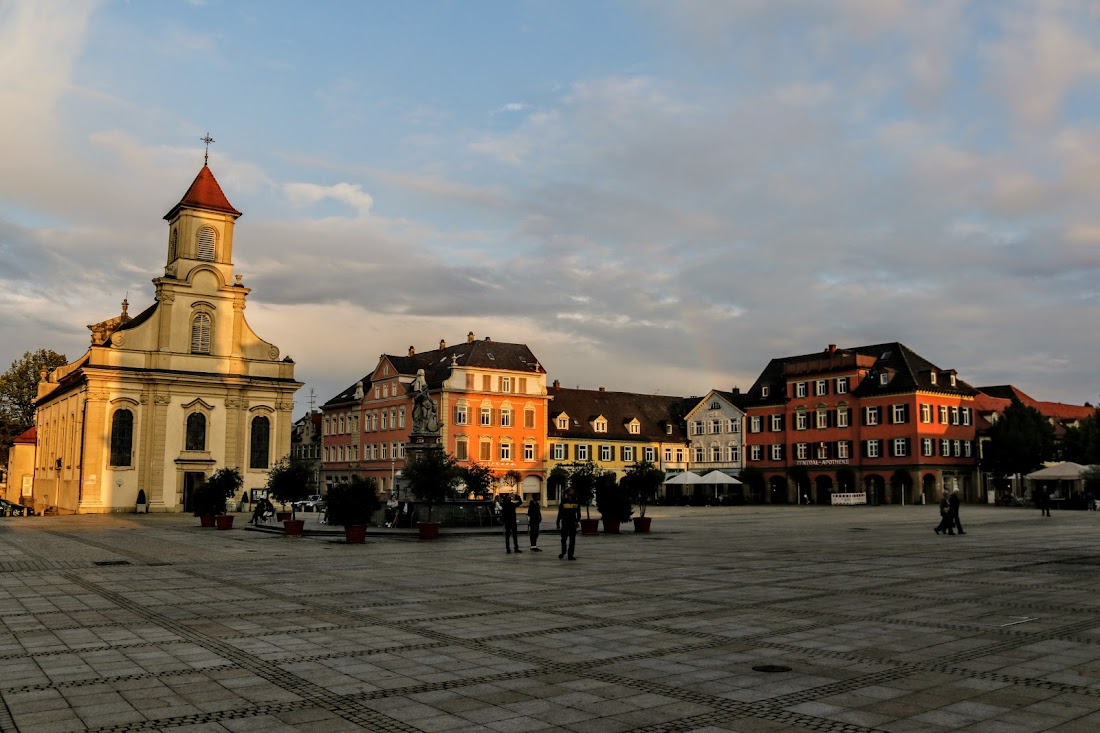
[
  {"xmin": 3, "ymin": 427, "xmax": 37, "ymax": 505},
  {"xmin": 32, "ymin": 163, "xmax": 301, "ymax": 513},
  {"xmin": 544, "ymin": 383, "xmax": 691, "ymax": 502}
]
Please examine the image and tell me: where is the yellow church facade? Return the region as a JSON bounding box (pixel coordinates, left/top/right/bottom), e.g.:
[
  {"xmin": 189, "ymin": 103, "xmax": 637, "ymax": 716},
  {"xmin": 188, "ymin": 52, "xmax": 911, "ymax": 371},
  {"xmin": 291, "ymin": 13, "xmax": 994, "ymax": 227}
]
[{"xmin": 32, "ymin": 164, "xmax": 301, "ymax": 513}]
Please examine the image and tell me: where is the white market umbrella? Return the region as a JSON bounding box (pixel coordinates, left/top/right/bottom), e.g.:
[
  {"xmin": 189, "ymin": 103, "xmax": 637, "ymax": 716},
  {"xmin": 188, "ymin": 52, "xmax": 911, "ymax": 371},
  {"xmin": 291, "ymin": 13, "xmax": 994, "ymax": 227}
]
[
  {"xmin": 698, "ymin": 470, "xmax": 743, "ymax": 485},
  {"xmin": 663, "ymin": 471, "xmax": 704, "ymax": 485},
  {"xmin": 1026, "ymin": 462, "xmax": 1090, "ymax": 481}
]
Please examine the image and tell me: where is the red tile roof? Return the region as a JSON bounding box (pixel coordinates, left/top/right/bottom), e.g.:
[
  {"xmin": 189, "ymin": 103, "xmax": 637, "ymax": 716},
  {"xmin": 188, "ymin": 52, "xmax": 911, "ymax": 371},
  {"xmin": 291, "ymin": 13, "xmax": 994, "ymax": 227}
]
[
  {"xmin": 163, "ymin": 165, "xmax": 242, "ymax": 220},
  {"xmin": 12, "ymin": 426, "xmax": 36, "ymax": 443}
]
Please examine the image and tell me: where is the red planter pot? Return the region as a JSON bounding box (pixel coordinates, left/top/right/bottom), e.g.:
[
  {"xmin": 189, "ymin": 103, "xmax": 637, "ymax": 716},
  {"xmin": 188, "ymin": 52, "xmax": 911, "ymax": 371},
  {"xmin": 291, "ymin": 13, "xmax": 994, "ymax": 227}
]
[
  {"xmin": 344, "ymin": 525, "xmax": 367, "ymax": 544},
  {"xmin": 417, "ymin": 521, "xmax": 440, "ymax": 540},
  {"xmin": 283, "ymin": 519, "xmax": 305, "ymax": 537},
  {"xmin": 633, "ymin": 517, "xmax": 652, "ymax": 533},
  {"xmin": 276, "ymin": 511, "xmax": 292, "ymax": 522},
  {"xmin": 199, "ymin": 514, "xmax": 215, "ymax": 528},
  {"xmin": 580, "ymin": 518, "xmax": 600, "ymax": 536},
  {"xmin": 602, "ymin": 518, "xmax": 621, "ymax": 534},
  {"xmin": 215, "ymin": 515, "xmax": 234, "ymax": 530}
]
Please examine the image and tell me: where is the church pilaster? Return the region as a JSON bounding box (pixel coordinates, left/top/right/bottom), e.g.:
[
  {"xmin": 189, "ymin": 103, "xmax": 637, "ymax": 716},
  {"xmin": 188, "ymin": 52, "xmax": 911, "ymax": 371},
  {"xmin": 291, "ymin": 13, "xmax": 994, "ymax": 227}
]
[{"xmin": 81, "ymin": 391, "xmax": 109, "ymax": 506}]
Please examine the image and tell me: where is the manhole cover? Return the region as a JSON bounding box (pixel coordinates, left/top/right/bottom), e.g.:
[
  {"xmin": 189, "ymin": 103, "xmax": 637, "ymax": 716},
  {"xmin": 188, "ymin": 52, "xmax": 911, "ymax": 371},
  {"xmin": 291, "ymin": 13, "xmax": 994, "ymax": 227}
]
[
  {"xmin": 753, "ymin": 664, "xmax": 792, "ymax": 673},
  {"xmin": 93, "ymin": 560, "xmax": 131, "ymax": 566}
]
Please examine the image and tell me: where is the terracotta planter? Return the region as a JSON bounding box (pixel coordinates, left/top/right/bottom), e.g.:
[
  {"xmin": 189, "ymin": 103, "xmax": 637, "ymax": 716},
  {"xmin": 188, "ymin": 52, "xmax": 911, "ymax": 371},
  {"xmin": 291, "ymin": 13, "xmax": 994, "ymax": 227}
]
[
  {"xmin": 417, "ymin": 521, "xmax": 440, "ymax": 540},
  {"xmin": 633, "ymin": 516, "xmax": 652, "ymax": 533},
  {"xmin": 276, "ymin": 511, "xmax": 292, "ymax": 522},
  {"xmin": 580, "ymin": 518, "xmax": 600, "ymax": 536},
  {"xmin": 602, "ymin": 518, "xmax": 621, "ymax": 534},
  {"xmin": 199, "ymin": 514, "xmax": 215, "ymax": 528},
  {"xmin": 215, "ymin": 515, "xmax": 234, "ymax": 530},
  {"xmin": 283, "ymin": 519, "xmax": 305, "ymax": 537},
  {"xmin": 344, "ymin": 525, "xmax": 367, "ymax": 544}
]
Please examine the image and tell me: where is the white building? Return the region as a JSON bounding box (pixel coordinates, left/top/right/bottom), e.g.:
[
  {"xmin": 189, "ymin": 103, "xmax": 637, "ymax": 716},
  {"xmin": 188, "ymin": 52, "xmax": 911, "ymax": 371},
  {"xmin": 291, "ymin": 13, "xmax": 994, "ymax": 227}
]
[{"xmin": 684, "ymin": 389, "xmax": 746, "ymax": 477}]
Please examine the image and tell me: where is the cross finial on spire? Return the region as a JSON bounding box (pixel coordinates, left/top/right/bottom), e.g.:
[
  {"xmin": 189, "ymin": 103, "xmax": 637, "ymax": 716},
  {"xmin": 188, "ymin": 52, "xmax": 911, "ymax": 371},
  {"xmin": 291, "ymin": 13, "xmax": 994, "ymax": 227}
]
[{"xmin": 200, "ymin": 132, "xmax": 215, "ymax": 165}]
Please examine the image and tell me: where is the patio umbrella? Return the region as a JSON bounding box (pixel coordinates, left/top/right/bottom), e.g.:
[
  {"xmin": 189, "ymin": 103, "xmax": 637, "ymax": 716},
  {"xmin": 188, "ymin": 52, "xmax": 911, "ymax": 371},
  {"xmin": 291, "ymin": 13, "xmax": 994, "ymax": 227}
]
[
  {"xmin": 1025, "ymin": 462, "xmax": 1090, "ymax": 481},
  {"xmin": 663, "ymin": 471, "xmax": 704, "ymax": 485},
  {"xmin": 698, "ymin": 469, "xmax": 743, "ymax": 498}
]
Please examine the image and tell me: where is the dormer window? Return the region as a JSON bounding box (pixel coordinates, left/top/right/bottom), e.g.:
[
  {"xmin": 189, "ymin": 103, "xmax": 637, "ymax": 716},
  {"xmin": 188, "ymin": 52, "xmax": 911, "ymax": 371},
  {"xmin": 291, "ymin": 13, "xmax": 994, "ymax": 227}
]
[
  {"xmin": 879, "ymin": 372, "xmax": 889, "ymax": 385},
  {"xmin": 950, "ymin": 374, "xmax": 957, "ymax": 387},
  {"xmin": 930, "ymin": 372, "xmax": 937, "ymax": 385},
  {"xmin": 761, "ymin": 386, "xmax": 770, "ymax": 398},
  {"xmin": 556, "ymin": 415, "xmax": 569, "ymax": 430},
  {"xmin": 665, "ymin": 423, "xmax": 673, "ymax": 435},
  {"xmin": 593, "ymin": 418, "xmax": 608, "ymax": 433},
  {"xmin": 629, "ymin": 423, "xmax": 639, "ymax": 434}
]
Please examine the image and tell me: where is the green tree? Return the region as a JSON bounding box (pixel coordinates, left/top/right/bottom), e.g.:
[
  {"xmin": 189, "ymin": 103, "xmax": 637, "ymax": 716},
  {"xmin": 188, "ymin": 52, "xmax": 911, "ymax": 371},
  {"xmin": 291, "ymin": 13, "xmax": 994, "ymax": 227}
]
[
  {"xmin": 0, "ymin": 349, "xmax": 68, "ymax": 450},
  {"xmin": 326, "ymin": 475, "xmax": 381, "ymax": 527},
  {"xmin": 460, "ymin": 462, "xmax": 495, "ymax": 500},
  {"xmin": 193, "ymin": 467, "xmax": 243, "ymax": 517},
  {"xmin": 566, "ymin": 461, "xmax": 600, "ymax": 519},
  {"xmin": 985, "ymin": 397, "xmax": 1057, "ymax": 480},
  {"xmin": 548, "ymin": 465, "xmax": 569, "ymax": 501},
  {"xmin": 1061, "ymin": 408, "xmax": 1100, "ymax": 464},
  {"xmin": 621, "ymin": 460, "xmax": 664, "ymax": 518},
  {"xmin": 265, "ymin": 455, "xmax": 316, "ymax": 518},
  {"xmin": 595, "ymin": 471, "xmax": 630, "ymax": 522},
  {"xmin": 500, "ymin": 469, "xmax": 523, "ymax": 493},
  {"xmin": 402, "ymin": 446, "xmax": 459, "ymax": 521}
]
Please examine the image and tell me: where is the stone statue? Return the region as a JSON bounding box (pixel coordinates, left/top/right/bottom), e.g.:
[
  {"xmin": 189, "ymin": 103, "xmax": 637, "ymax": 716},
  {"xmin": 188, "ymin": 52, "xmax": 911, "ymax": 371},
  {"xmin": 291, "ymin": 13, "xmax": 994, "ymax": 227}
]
[{"xmin": 411, "ymin": 368, "xmax": 440, "ymax": 434}]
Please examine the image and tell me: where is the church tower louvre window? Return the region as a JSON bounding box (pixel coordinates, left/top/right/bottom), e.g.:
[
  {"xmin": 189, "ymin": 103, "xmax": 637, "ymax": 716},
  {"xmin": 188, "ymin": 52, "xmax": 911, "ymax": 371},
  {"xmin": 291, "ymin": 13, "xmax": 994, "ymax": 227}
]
[
  {"xmin": 190, "ymin": 313, "xmax": 212, "ymax": 353},
  {"xmin": 197, "ymin": 226, "xmax": 216, "ymax": 261},
  {"xmin": 169, "ymin": 228, "xmax": 179, "ymax": 262}
]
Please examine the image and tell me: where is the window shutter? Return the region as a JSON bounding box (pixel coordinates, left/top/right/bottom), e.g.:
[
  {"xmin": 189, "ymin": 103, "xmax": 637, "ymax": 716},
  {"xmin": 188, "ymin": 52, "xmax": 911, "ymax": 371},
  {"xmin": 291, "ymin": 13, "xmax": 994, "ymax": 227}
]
[
  {"xmin": 904, "ymin": 438, "xmax": 911, "ymax": 455},
  {"xmin": 861, "ymin": 440, "xmax": 868, "ymax": 458}
]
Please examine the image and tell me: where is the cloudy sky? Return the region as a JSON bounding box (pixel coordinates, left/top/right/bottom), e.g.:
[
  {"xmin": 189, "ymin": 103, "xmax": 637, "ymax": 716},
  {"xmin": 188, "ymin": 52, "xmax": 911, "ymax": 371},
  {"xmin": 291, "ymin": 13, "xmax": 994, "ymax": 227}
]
[{"xmin": 2, "ymin": 0, "xmax": 1099, "ymax": 415}]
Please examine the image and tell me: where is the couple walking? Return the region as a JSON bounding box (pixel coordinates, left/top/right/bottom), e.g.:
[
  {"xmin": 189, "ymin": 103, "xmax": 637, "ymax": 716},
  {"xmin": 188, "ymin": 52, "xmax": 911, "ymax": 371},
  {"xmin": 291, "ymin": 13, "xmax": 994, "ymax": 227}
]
[
  {"xmin": 934, "ymin": 488, "xmax": 965, "ymax": 535},
  {"xmin": 500, "ymin": 488, "xmax": 582, "ymax": 560}
]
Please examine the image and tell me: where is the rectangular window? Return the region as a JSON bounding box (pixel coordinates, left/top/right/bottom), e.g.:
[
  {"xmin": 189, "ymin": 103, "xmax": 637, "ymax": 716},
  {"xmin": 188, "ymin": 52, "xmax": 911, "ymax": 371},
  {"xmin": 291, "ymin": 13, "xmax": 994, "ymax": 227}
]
[
  {"xmin": 941, "ymin": 439, "xmax": 951, "ymax": 457},
  {"xmin": 815, "ymin": 380, "xmax": 827, "ymax": 396},
  {"xmin": 923, "ymin": 438, "xmax": 934, "ymax": 457},
  {"xmin": 623, "ymin": 446, "xmax": 635, "ymax": 462},
  {"xmin": 694, "ymin": 446, "xmax": 705, "ymax": 462},
  {"xmin": 675, "ymin": 448, "xmax": 684, "ymax": 462},
  {"xmin": 480, "ymin": 407, "xmax": 492, "ymax": 426},
  {"xmin": 524, "ymin": 442, "xmax": 535, "ymax": 461},
  {"xmin": 454, "ymin": 404, "xmax": 468, "ymax": 425},
  {"xmin": 950, "ymin": 407, "xmax": 960, "ymax": 425},
  {"xmin": 380, "ymin": 442, "xmax": 388, "ymax": 460},
  {"xmin": 398, "ymin": 407, "xmax": 405, "ymax": 429},
  {"xmin": 552, "ymin": 443, "xmax": 566, "ymax": 460},
  {"xmin": 480, "ymin": 441, "xmax": 492, "ymax": 461},
  {"xmin": 964, "ymin": 440, "xmax": 972, "ymax": 457},
  {"xmin": 692, "ymin": 421, "xmax": 702, "ymax": 435},
  {"xmin": 380, "ymin": 411, "xmax": 388, "ymax": 430},
  {"xmin": 864, "ymin": 406, "xmax": 880, "ymax": 426},
  {"xmin": 866, "ymin": 439, "xmax": 880, "ymax": 458},
  {"xmin": 524, "ymin": 409, "xmax": 535, "ymax": 429},
  {"xmin": 710, "ymin": 419, "xmax": 721, "ymax": 434},
  {"xmin": 556, "ymin": 416, "xmax": 569, "ymax": 430},
  {"xmin": 836, "ymin": 377, "xmax": 848, "ymax": 394},
  {"xmin": 500, "ymin": 409, "xmax": 513, "ymax": 427},
  {"xmin": 644, "ymin": 447, "xmax": 656, "ymax": 462},
  {"xmin": 398, "ymin": 443, "xmax": 404, "ymax": 459},
  {"xmin": 837, "ymin": 441, "xmax": 849, "ymax": 459},
  {"xmin": 816, "ymin": 411, "xmax": 828, "ymax": 429},
  {"xmin": 750, "ymin": 416, "xmax": 762, "ymax": 433},
  {"xmin": 796, "ymin": 382, "xmax": 807, "ymax": 398},
  {"xmin": 482, "ymin": 375, "xmax": 492, "ymax": 391},
  {"xmin": 455, "ymin": 440, "xmax": 468, "ymax": 461},
  {"xmin": 466, "ymin": 373, "xmax": 475, "ymax": 390},
  {"xmin": 629, "ymin": 423, "xmax": 639, "ymax": 434},
  {"xmin": 921, "ymin": 404, "xmax": 932, "ymax": 423},
  {"xmin": 962, "ymin": 407, "xmax": 972, "ymax": 426},
  {"xmin": 500, "ymin": 442, "xmax": 512, "ymax": 461},
  {"xmin": 577, "ymin": 445, "xmax": 590, "ymax": 461},
  {"xmin": 728, "ymin": 445, "xmax": 740, "ymax": 463},
  {"xmin": 892, "ymin": 405, "xmax": 907, "ymax": 424},
  {"xmin": 599, "ymin": 445, "xmax": 612, "ymax": 461},
  {"xmin": 770, "ymin": 414, "xmax": 783, "ymax": 432},
  {"xmin": 893, "ymin": 438, "xmax": 907, "ymax": 457},
  {"xmin": 953, "ymin": 439, "xmax": 961, "ymax": 456},
  {"xmin": 728, "ymin": 418, "xmax": 740, "ymax": 433},
  {"xmin": 664, "ymin": 447, "xmax": 673, "ymax": 462},
  {"xmin": 500, "ymin": 376, "xmax": 512, "ymax": 393},
  {"xmin": 711, "ymin": 445, "xmax": 721, "ymax": 461},
  {"xmin": 939, "ymin": 405, "xmax": 948, "ymax": 424},
  {"xmin": 518, "ymin": 377, "xmax": 527, "ymax": 393},
  {"xmin": 770, "ymin": 444, "xmax": 783, "ymax": 461},
  {"xmin": 816, "ymin": 442, "xmax": 828, "ymax": 460},
  {"xmin": 796, "ymin": 443, "xmax": 808, "ymax": 460},
  {"xmin": 796, "ymin": 412, "xmax": 808, "ymax": 430},
  {"xmin": 762, "ymin": 386, "xmax": 770, "ymax": 398},
  {"xmin": 837, "ymin": 409, "xmax": 849, "ymax": 428},
  {"xmin": 750, "ymin": 445, "xmax": 762, "ymax": 461}
]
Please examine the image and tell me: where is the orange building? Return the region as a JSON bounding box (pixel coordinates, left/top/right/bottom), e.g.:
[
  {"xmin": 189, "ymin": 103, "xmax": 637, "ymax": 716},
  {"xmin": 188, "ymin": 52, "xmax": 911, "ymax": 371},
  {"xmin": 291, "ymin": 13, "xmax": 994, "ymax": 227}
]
[
  {"xmin": 743, "ymin": 343, "xmax": 978, "ymax": 504},
  {"xmin": 322, "ymin": 332, "xmax": 549, "ymax": 499}
]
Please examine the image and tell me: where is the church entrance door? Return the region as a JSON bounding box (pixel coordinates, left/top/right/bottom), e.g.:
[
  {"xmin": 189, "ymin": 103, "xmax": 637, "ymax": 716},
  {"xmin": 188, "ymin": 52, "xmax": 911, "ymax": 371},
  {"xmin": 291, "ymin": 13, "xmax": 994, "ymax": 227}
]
[{"xmin": 183, "ymin": 472, "xmax": 205, "ymax": 513}]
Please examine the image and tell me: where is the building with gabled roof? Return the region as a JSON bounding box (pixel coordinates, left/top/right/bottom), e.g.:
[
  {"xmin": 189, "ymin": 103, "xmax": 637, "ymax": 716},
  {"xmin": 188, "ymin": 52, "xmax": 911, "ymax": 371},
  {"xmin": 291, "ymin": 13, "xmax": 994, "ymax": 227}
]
[
  {"xmin": 321, "ymin": 332, "xmax": 550, "ymax": 498},
  {"xmin": 31, "ymin": 163, "xmax": 301, "ymax": 513},
  {"xmin": 3, "ymin": 427, "xmax": 37, "ymax": 504},
  {"xmin": 683, "ymin": 389, "xmax": 747, "ymax": 483},
  {"xmin": 545, "ymin": 383, "xmax": 691, "ymax": 500}
]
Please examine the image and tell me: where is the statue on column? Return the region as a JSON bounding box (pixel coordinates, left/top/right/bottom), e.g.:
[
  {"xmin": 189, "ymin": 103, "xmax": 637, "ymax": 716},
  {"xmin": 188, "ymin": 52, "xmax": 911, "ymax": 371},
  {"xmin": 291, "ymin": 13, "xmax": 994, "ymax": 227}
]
[{"xmin": 410, "ymin": 369, "xmax": 440, "ymax": 434}]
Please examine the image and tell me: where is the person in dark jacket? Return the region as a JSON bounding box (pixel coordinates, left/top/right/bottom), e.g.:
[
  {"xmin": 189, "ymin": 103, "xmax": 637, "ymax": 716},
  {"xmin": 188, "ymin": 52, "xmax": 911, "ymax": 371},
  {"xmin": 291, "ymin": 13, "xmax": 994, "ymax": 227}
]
[
  {"xmin": 557, "ymin": 488, "xmax": 581, "ymax": 560},
  {"xmin": 1038, "ymin": 486, "xmax": 1052, "ymax": 517},
  {"xmin": 501, "ymin": 493, "xmax": 522, "ymax": 553},
  {"xmin": 949, "ymin": 488, "xmax": 965, "ymax": 535},
  {"xmin": 934, "ymin": 491, "xmax": 953, "ymax": 535},
  {"xmin": 527, "ymin": 497, "xmax": 543, "ymax": 552}
]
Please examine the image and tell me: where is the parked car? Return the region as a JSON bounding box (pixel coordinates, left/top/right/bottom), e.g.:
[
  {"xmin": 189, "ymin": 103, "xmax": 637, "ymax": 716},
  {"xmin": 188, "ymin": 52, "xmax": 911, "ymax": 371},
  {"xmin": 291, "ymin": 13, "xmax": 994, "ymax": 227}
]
[
  {"xmin": 293, "ymin": 494, "xmax": 325, "ymax": 511},
  {"xmin": 0, "ymin": 499, "xmax": 30, "ymax": 516}
]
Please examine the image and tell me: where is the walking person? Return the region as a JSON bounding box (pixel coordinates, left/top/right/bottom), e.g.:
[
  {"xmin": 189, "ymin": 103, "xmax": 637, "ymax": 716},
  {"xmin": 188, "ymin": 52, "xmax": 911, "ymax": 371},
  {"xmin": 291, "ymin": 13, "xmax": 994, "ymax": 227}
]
[
  {"xmin": 527, "ymin": 496, "xmax": 543, "ymax": 552},
  {"xmin": 501, "ymin": 492, "xmax": 522, "ymax": 553},
  {"xmin": 934, "ymin": 490, "xmax": 953, "ymax": 535},
  {"xmin": 949, "ymin": 488, "xmax": 965, "ymax": 535},
  {"xmin": 557, "ymin": 488, "xmax": 581, "ymax": 560},
  {"xmin": 1038, "ymin": 486, "xmax": 1052, "ymax": 517}
]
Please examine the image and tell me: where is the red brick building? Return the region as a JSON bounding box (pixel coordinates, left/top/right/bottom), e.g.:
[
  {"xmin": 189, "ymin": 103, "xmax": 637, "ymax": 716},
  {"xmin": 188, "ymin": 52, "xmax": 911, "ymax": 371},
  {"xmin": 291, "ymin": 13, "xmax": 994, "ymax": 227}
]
[{"xmin": 742, "ymin": 343, "xmax": 978, "ymax": 504}]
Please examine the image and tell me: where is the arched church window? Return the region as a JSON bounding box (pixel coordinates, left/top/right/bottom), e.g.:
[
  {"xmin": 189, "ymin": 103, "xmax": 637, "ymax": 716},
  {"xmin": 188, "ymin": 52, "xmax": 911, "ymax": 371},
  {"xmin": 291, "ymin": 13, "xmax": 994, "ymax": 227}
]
[
  {"xmin": 110, "ymin": 410, "xmax": 133, "ymax": 467},
  {"xmin": 190, "ymin": 313, "xmax": 212, "ymax": 354},
  {"xmin": 186, "ymin": 412, "xmax": 206, "ymax": 451},
  {"xmin": 197, "ymin": 226, "xmax": 216, "ymax": 261},
  {"xmin": 250, "ymin": 416, "xmax": 270, "ymax": 469},
  {"xmin": 169, "ymin": 228, "xmax": 179, "ymax": 261}
]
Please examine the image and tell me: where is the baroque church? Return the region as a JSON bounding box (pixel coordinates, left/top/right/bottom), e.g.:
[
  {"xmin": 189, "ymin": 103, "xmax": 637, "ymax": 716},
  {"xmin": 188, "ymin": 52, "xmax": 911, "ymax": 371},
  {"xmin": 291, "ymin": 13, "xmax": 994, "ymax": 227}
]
[{"xmin": 32, "ymin": 161, "xmax": 301, "ymax": 513}]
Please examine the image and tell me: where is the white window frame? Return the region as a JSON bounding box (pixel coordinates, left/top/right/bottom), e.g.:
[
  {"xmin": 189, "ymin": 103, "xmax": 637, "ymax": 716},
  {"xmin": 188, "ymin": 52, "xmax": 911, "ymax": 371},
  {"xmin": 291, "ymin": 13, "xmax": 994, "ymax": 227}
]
[
  {"xmin": 920, "ymin": 404, "xmax": 932, "ymax": 423},
  {"xmin": 524, "ymin": 442, "xmax": 536, "ymax": 461},
  {"xmin": 837, "ymin": 409, "xmax": 849, "ymax": 428},
  {"xmin": 892, "ymin": 405, "xmax": 906, "ymax": 424},
  {"xmin": 576, "ymin": 445, "xmax": 590, "ymax": 461},
  {"xmin": 796, "ymin": 412, "xmax": 808, "ymax": 431},
  {"xmin": 770, "ymin": 444, "xmax": 782, "ymax": 461},
  {"xmin": 837, "ymin": 441, "xmax": 849, "ymax": 459},
  {"xmin": 893, "ymin": 438, "xmax": 907, "ymax": 457},
  {"xmin": 796, "ymin": 443, "xmax": 808, "ymax": 460},
  {"xmin": 500, "ymin": 442, "xmax": 512, "ymax": 461},
  {"xmin": 816, "ymin": 411, "xmax": 828, "ymax": 429},
  {"xmin": 599, "ymin": 445, "xmax": 612, "ymax": 462},
  {"xmin": 552, "ymin": 443, "xmax": 566, "ymax": 461},
  {"xmin": 796, "ymin": 382, "xmax": 807, "ymax": 398},
  {"xmin": 865, "ymin": 406, "xmax": 880, "ymax": 426},
  {"xmin": 644, "ymin": 447, "xmax": 656, "ymax": 462},
  {"xmin": 623, "ymin": 446, "xmax": 635, "ymax": 462},
  {"xmin": 867, "ymin": 440, "xmax": 880, "ymax": 458},
  {"xmin": 922, "ymin": 438, "xmax": 933, "ymax": 457},
  {"xmin": 836, "ymin": 377, "xmax": 848, "ymax": 394},
  {"xmin": 480, "ymin": 407, "xmax": 492, "ymax": 427},
  {"xmin": 455, "ymin": 404, "xmax": 468, "ymax": 425},
  {"xmin": 750, "ymin": 416, "xmax": 762, "ymax": 433},
  {"xmin": 770, "ymin": 414, "xmax": 783, "ymax": 432},
  {"xmin": 750, "ymin": 445, "xmax": 762, "ymax": 461},
  {"xmin": 500, "ymin": 408, "xmax": 513, "ymax": 428}
]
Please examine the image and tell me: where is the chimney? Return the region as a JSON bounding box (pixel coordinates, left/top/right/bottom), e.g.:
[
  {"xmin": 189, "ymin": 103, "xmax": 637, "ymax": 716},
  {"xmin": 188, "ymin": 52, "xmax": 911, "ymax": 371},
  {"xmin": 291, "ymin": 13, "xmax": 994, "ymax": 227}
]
[
  {"xmin": 467, "ymin": 331, "xmax": 475, "ymax": 343},
  {"xmin": 732, "ymin": 387, "xmax": 740, "ymax": 395},
  {"xmin": 439, "ymin": 339, "xmax": 446, "ymax": 350},
  {"xmin": 553, "ymin": 379, "xmax": 561, "ymax": 389},
  {"xmin": 598, "ymin": 386, "xmax": 605, "ymax": 392},
  {"xmin": 484, "ymin": 336, "xmax": 491, "ymax": 342},
  {"xmin": 408, "ymin": 346, "xmax": 415, "ymax": 356},
  {"xmin": 828, "ymin": 344, "xmax": 837, "ymax": 353}
]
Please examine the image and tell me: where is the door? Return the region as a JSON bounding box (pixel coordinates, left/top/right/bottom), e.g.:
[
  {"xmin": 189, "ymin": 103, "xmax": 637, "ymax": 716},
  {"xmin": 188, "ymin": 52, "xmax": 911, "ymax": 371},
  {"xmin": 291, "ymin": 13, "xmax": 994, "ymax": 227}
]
[{"xmin": 183, "ymin": 472, "xmax": 205, "ymax": 513}]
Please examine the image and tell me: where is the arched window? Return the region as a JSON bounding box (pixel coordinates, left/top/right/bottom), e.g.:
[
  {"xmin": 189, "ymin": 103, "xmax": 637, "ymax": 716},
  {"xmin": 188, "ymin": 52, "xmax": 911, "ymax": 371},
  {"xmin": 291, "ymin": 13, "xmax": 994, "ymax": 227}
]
[
  {"xmin": 185, "ymin": 412, "xmax": 206, "ymax": 451},
  {"xmin": 197, "ymin": 226, "xmax": 216, "ymax": 261},
  {"xmin": 191, "ymin": 313, "xmax": 212, "ymax": 354},
  {"xmin": 110, "ymin": 410, "xmax": 133, "ymax": 467},
  {"xmin": 250, "ymin": 416, "xmax": 270, "ymax": 469}
]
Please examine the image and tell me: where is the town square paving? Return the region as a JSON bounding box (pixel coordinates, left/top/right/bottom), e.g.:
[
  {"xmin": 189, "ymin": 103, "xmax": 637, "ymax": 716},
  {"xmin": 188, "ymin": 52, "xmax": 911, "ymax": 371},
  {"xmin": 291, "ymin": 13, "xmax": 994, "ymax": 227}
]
[{"xmin": 1, "ymin": 505, "xmax": 1099, "ymax": 732}]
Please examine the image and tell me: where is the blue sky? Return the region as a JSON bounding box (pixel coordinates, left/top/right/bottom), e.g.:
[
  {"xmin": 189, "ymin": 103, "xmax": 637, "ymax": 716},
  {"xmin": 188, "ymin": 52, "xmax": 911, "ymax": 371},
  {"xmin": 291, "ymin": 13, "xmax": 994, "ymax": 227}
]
[{"xmin": 2, "ymin": 0, "xmax": 1100, "ymax": 414}]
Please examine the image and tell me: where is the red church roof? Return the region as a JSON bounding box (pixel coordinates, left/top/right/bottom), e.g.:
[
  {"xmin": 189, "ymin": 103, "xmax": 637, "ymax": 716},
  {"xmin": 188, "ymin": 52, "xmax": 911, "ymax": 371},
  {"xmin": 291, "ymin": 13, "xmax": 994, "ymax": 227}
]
[
  {"xmin": 12, "ymin": 426, "xmax": 36, "ymax": 444},
  {"xmin": 163, "ymin": 165, "xmax": 242, "ymax": 220}
]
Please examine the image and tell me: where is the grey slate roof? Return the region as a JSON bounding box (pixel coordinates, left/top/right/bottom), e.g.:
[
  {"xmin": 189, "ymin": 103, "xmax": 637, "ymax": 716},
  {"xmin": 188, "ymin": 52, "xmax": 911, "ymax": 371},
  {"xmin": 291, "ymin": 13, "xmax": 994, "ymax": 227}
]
[{"xmin": 546, "ymin": 386, "xmax": 692, "ymax": 442}]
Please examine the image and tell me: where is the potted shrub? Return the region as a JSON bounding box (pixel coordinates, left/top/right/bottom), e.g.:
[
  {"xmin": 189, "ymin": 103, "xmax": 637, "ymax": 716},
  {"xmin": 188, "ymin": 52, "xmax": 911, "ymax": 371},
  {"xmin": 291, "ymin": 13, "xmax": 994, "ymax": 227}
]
[
  {"xmin": 265, "ymin": 455, "xmax": 315, "ymax": 537},
  {"xmin": 595, "ymin": 472, "xmax": 629, "ymax": 533},
  {"xmin": 622, "ymin": 460, "xmax": 663, "ymax": 533},
  {"xmin": 192, "ymin": 468, "xmax": 243, "ymax": 529},
  {"xmin": 567, "ymin": 461, "xmax": 601, "ymax": 535},
  {"xmin": 135, "ymin": 488, "xmax": 148, "ymax": 514},
  {"xmin": 401, "ymin": 446, "xmax": 459, "ymax": 539},
  {"xmin": 327, "ymin": 476, "xmax": 382, "ymax": 544}
]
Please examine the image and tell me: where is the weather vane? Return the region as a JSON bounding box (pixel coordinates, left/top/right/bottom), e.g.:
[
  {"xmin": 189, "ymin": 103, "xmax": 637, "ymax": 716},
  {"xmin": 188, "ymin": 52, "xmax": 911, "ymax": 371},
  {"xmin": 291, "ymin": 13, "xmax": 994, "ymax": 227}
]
[{"xmin": 200, "ymin": 132, "xmax": 215, "ymax": 165}]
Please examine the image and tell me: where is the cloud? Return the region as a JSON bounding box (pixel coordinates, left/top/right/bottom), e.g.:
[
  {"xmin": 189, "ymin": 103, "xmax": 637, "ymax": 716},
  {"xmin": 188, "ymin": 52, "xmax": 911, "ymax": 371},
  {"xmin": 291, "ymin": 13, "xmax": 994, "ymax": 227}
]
[{"xmin": 283, "ymin": 182, "xmax": 375, "ymax": 214}]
